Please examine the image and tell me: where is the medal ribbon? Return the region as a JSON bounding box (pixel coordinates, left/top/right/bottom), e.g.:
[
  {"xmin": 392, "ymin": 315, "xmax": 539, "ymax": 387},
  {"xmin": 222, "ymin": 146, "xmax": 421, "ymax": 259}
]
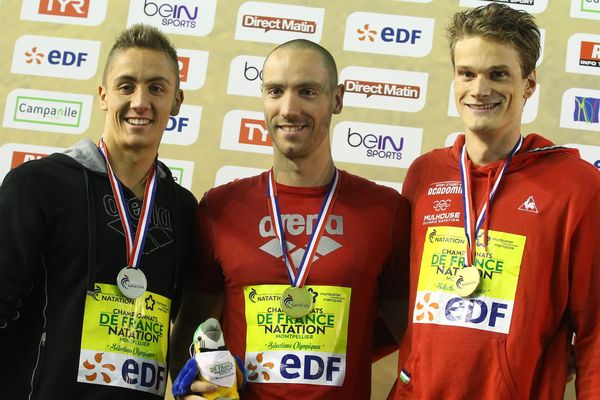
[
  {"xmin": 267, "ymin": 169, "xmax": 340, "ymax": 287},
  {"xmin": 459, "ymin": 135, "xmax": 523, "ymax": 266},
  {"xmin": 98, "ymin": 139, "xmax": 158, "ymax": 269}
]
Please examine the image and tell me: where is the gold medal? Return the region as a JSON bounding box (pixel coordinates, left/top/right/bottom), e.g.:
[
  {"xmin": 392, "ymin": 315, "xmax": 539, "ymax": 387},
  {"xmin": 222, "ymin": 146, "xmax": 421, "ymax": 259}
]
[
  {"xmin": 280, "ymin": 287, "xmax": 313, "ymax": 318},
  {"xmin": 454, "ymin": 266, "xmax": 480, "ymax": 297}
]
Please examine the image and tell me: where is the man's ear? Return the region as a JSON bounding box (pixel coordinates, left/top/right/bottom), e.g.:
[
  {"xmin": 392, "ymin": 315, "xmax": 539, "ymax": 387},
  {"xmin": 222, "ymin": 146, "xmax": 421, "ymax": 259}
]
[
  {"xmin": 332, "ymin": 83, "xmax": 344, "ymax": 115},
  {"xmin": 171, "ymin": 89, "xmax": 184, "ymax": 116},
  {"xmin": 98, "ymin": 84, "xmax": 108, "ymax": 111},
  {"xmin": 524, "ymin": 69, "xmax": 537, "ymax": 99}
]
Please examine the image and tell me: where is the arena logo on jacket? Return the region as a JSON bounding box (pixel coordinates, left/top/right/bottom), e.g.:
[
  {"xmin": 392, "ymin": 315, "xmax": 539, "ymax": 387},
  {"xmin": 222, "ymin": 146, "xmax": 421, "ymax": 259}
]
[
  {"xmin": 413, "ymin": 226, "xmax": 526, "ymax": 334},
  {"xmin": 257, "ymin": 214, "xmax": 343, "ymax": 265}
]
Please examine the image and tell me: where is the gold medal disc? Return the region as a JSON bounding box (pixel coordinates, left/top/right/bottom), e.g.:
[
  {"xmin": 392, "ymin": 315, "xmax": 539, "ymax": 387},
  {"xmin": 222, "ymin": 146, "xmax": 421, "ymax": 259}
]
[
  {"xmin": 280, "ymin": 287, "xmax": 313, "ymax": 318},
  {"xmin": 454, "ymin": 266, "xmax": 480, "ymax": 297}
]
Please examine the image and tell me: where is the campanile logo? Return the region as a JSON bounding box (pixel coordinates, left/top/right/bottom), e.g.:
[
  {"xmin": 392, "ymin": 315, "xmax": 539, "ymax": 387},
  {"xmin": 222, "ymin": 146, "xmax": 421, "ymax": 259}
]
[
  {"xmin": 566, "ymin": 33, "xmax": 600, "ymax": 76},
  {"xmin": 340, "ymin": 66, "xmax": 428, "ymax": 112},
  {"xmin": 21, "ymin": 0, "xmax": 107, "ymax": 25},
  {"xmin": 235, "ymin": 2, "xmax": 324, "ymax": 44},
  {"xmin": 570, "ymin": 0, "xmax": 600, "ymax": 20},
  {"xmin": 343, "ymin": 12, "xmax": 434, "ymax": 58}
]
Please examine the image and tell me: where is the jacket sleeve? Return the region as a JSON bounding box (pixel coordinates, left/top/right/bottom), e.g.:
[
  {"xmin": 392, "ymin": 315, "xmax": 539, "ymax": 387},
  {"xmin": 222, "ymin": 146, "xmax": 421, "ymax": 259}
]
[
  {"xmin": 570, "ymin": 186, "xmax": 600, "ymax": 398},
  {"xmin": 0, "ymin": 166, "xmax": 46, "ymax": 329}
]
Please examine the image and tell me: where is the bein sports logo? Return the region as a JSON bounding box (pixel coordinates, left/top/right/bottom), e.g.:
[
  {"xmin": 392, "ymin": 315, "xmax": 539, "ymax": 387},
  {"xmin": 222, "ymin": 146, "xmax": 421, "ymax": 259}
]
[
  {"xmin": 127, "ymin": 0, "xmax": 217, "ymax": 36},
  {"xmin": 344, "ymin": 12, "xmax": 434, "ymax": 58}
]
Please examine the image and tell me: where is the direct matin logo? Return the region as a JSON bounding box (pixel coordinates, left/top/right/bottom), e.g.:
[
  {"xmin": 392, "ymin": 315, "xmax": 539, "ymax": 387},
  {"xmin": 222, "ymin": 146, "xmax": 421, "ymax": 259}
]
[{"xmin": 574, "ymin": 96, "xmax": 600, "ymax": 123}]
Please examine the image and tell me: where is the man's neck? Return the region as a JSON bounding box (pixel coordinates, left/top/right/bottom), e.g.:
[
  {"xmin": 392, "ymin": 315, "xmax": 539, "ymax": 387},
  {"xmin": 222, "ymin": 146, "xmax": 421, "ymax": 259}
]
[
  {"xmin": 272, "ymin": 155, "xmax": 336, "ymax": 187},
  {"xmin": 104, "ymin": 142, "xmax": 156, "ymax": 198},
  {"xmin": 464, "ymin": 130, "xmax": 521, "ymax": 167}
]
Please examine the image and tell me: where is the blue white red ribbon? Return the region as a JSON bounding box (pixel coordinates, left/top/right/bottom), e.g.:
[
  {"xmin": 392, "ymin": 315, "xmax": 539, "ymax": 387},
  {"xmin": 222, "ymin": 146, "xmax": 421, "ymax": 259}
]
[
  {"xmin": 98, "ymin": 138, "xmax": 157, "ymax": 269},
  {"xmin": 459, "ymin": 136, "xmax": 522, "ymax": 266},
  {"xmin": 267, "ymin": 169, "xmax": 339, "ymax": 287}
]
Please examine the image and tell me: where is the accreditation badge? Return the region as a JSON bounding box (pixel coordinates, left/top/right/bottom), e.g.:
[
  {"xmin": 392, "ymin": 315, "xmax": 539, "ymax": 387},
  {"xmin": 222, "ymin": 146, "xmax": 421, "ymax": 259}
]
[
  {"xmin": 77, "ymin": 283, "xmax": 171, "ymax": 395},
  {"xmin": 243, "ymin": 284, "xmax": 351, "ymax": 387}
]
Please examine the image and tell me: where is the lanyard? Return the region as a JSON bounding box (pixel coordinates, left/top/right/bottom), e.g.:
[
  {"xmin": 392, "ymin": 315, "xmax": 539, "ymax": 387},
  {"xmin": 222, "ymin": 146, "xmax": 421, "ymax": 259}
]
[
  {"xmin": 267, "ymin": 169, "xmax": 340, "ymax": 287},
  {"xmin": 459, "ymin": 136, "xmax": 522, "ymax": 266},
  {"xmin": 98, "ymin": 139, "xmax": 157, "ymax": 269}
]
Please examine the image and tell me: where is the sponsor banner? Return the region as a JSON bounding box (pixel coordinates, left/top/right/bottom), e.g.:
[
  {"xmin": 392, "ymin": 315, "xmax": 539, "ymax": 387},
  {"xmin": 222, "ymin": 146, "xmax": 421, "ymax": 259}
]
[
  {"xmin": 564, "ymin": 143, "xmax": 600, "ymax": 170},
  {"xmin": 0, "ymin": 142, "xmax": 63, "ymax": 183},
  {"xmin": 570, "ymin": 0, "xmax": 600, "ymax": 20},
  {"xmin": 565, "ymin": 33, "xmax": 600, "ymax": 76},
  {"xmin": 340, "ymin": 66, "xmax": 428, "ymax": 112},
  {"xmin": 414, "ymin": 226, "xmax": 526, "ymax": 334},
  {"xmin": 20, "ymin": 0, "xmax": 108, "ymax": 25},
  {"xmin": 343, "ymin": 12, "xmax": 434, "ymax": 58},
  {"xmin": 214, "ymin": 165, "xmax": 264, "ymax": 186},
  {"xmin": 244, "ymin": 284, "xmax": 350, "ymax": 386},
  {"xmin": 3, "ymin": 88, "xmax": 93, "ymax": 134},
  {"xmin": 177, "ymin": 49, "xmax": 209, "ymax": 90},
  {"xmin": 235, "ymin": 2, "xmax": 325, "ymax": 44},
  {"xmin": 227, "ymin": 55, "xmax": 265, "ymax": 97},
  {"xmin": 459, "ymin": 0, "xmax": 548, "ymax": 13},
  {"xmin": 447, "ymin": 81, "xmax": 540, "ymax": 124},
  {"xmin": 221, "ymin": 110, "xmax": 272, "ymax": 154},
  {"xmin": 373, "ymin": 180, "xmax": 403, "ymax": 193},
  {"xmin": 560, "ymin": 88, "xmax": 600, "ymax": 132},
  {"xmin": 127, "ymin": 0, "xmax": 217, "ymax": 36},
  {"xmin": 161, "ymin": 104, "xmax": 201, "ymax": 145},
  {"xmin": 11, "ymin": 35, "xmax": 101, "ymax": 80},
  {"xmin": 158, "ymin": 157, "xmax": 194, "ymax": 190},
  {"xmin": 78, "ymin": 284, "xmax": 170, "ymax": 395},
  {"xmin": 332, "ymin": 121, "xmax": 422, "ymax": 168}
]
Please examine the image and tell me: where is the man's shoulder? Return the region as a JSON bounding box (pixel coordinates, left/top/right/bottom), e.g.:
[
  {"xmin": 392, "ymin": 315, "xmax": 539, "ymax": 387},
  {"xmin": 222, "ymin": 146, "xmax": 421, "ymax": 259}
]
[
  {"xmin": 205, "ymin": 171, "xmax": 267, "ymax": 201},
  {"xmin": 340, "ymin": 170, "xmax": 405, "ymax": 202}
]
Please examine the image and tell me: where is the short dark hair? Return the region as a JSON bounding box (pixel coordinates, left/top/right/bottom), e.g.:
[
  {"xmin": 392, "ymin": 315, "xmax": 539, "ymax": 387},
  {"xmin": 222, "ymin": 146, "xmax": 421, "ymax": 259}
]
[
  {"xmin": 102, "ymin": 24, "xmax": 180, "ymax": 88},
  {"xmin": 447, "ymin": 3, "xmax": 540, "ymax": 77},
  {"xmin": 264, "ymin": 39, "xmax": 339, "ymax": 92}
]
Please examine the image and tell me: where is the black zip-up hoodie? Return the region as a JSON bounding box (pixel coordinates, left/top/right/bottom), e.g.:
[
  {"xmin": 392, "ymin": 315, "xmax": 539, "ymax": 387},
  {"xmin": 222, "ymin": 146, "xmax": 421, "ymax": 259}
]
[{"xmin": 0, "ymin": 139, "xmax": 198, "ymax": 399}]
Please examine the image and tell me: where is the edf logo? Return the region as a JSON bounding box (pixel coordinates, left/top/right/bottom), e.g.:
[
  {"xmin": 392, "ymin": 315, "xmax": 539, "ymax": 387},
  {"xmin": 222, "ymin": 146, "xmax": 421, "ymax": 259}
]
[
  {"xmin": 12, "ymin": 35, "xmax": 100, "ymax": 80},
  {"xmin": 344, "ymin": 12, "xmax": 434, "ymax": 58},
  {"xmin": 445, "ymin": 297, "xmax": 508, "ymax": 328},
  {"xmin": 166, "ymin": 116, "xmax": 189, "ymax": 133}
]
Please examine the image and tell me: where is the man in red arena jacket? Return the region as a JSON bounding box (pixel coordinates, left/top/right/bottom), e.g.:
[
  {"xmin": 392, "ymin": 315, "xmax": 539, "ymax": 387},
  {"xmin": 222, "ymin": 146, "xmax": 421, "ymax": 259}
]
[
  {"xmin": 390, "ymin": 3, "xmax": 600, "ymax": 399},
  {"xmin": 172, "ymin": 39, "xmax": 410, "ymax": 399}
]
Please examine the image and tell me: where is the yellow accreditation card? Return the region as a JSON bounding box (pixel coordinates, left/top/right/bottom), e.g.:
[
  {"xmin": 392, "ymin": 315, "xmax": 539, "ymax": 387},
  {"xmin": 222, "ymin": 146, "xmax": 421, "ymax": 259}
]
[
  {"xmin": 243, "ymin": 284, "xmax": 351, "ymax": 387},
  {"xmin": 414, "ymin": 226, "xmax": 526, "ymax": 334},
  {"xmin": 76, "ymin": 283, "xmax": 171, "ymax": 395}
]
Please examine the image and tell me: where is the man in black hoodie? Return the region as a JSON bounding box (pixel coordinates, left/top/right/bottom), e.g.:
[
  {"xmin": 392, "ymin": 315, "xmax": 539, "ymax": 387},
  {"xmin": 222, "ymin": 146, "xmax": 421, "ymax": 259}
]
[{"xmin": 0, "ymin": 24, "xmax": 197, "ymax": 399}]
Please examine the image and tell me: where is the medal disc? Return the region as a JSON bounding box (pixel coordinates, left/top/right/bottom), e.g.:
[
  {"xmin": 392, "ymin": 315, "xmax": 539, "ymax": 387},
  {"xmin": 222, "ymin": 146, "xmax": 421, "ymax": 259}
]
[
  {"xmin": 454, "ymin": 266, "xmax": 480, "ymax": 297},
  {"xmin": 280, "ymin": 287, "xmax": 313, "ymax": 318},
  {"xmin": 116, "ymin": 267, "xmax": 147, "ymax": 299}
]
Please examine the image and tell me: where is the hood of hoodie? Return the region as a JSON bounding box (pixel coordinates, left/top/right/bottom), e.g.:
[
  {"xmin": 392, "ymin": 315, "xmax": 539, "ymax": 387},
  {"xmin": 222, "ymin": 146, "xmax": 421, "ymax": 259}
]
[
  {"xmin": 449, "ymin": 133, "xmax": 580, "ymax": 176},
  {"xmin": 57, "ymin": 138, "xmax": 171, "ymax": 180}
]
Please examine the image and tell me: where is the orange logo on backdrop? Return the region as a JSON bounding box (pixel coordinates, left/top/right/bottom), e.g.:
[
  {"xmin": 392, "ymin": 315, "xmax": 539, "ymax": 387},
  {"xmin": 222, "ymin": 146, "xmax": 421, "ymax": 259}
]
[
  {"xmin": 38, "ymin": 0, "xmax": 90, "ymax": 17},
  {"xmin": 11, "ymin": 151, "xmax": 48, "ymax": 169},
  {"xmin": 178, "ymin": 56, "xmax": 190, "ymax": 83},
  {"xmin": 580, "ymin": 41, "xmax": 600, "ymax": 61},
  {"xmin": 239, "ymin": 118, "xmax": 271, "ymax": 146}
]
